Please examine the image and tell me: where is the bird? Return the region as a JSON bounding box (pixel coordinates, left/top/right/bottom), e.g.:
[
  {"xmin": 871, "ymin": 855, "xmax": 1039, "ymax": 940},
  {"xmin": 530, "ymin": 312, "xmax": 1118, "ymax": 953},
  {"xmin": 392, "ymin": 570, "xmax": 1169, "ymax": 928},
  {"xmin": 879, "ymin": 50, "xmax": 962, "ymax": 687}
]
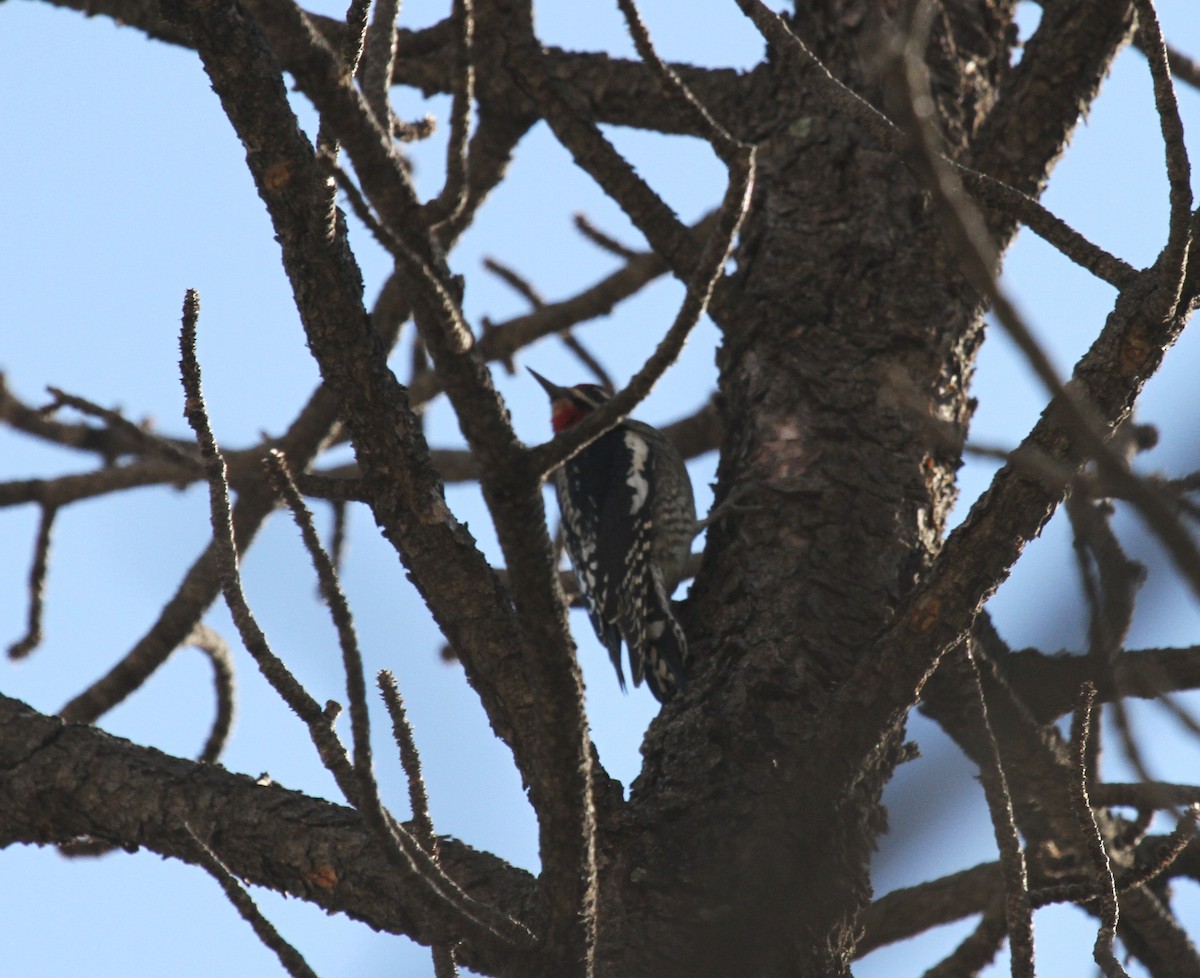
[{"xmin": 529, "ymin": 369, "xmax": 695, "ymax": 702}]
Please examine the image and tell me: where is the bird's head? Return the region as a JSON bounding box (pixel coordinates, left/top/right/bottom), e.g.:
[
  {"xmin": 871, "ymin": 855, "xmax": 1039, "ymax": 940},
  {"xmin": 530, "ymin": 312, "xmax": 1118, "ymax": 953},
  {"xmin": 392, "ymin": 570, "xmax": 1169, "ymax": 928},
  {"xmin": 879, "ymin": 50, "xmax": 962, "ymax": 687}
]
[{"xmin": 528, "ymin": 369, "xmax": 612, "ymax": 433}]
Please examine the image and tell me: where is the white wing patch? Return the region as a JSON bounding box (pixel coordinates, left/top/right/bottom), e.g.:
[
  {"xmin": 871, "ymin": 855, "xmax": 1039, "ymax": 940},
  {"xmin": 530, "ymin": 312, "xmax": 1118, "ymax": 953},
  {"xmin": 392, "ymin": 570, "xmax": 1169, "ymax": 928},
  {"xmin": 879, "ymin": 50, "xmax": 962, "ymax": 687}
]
[{"xmin": 624, "ymin": 431, "xmax": 650, "ymax": 514}]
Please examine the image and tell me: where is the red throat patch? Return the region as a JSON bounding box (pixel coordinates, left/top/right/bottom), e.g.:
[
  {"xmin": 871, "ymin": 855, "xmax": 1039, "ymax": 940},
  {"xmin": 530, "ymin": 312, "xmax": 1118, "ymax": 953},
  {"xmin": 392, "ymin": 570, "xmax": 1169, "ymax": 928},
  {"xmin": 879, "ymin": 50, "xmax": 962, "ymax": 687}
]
[{"xmin": 551, "ymin": 398, "xmax": 587, "ymax": 433}]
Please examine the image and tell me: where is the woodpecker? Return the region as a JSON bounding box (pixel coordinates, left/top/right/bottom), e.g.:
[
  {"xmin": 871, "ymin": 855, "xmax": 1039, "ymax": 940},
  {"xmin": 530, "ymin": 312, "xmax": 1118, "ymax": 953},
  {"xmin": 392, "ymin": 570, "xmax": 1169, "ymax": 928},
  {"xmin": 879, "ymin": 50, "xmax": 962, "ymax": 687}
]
[{"xmin": 530, "ymin": 369, "xmax": 695, "ymax": 702}]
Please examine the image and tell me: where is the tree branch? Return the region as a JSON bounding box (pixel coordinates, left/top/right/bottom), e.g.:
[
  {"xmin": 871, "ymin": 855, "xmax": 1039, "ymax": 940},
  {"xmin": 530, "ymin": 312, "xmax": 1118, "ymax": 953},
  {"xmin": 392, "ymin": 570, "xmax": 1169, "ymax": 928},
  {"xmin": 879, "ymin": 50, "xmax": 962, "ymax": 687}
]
[{"xmin": 0, "ymin": 693, "xmax": 537, "ymax": 977}]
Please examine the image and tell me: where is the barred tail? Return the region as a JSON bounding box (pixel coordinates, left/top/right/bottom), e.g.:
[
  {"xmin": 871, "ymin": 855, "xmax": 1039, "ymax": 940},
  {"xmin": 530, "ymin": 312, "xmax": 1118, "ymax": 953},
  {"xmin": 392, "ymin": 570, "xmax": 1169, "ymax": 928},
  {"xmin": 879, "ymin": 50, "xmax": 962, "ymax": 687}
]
[{"xmin": 621, "ymin": 571, "xmax": 688, "ymax": 703}]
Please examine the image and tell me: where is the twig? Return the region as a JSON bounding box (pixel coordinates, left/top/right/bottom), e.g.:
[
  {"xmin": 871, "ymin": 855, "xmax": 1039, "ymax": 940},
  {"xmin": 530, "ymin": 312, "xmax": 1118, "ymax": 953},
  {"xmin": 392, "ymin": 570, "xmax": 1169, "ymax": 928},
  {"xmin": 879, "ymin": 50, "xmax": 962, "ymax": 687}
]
[
  {"xmin": 41, "ymin": 386, "xmax": 202, "ymax": 469},
  {"xmin": 559, "ymin": 332, "xmax": 615, "ymax": 392},
  {"xmin": 1093, "ymin": 782, "xmax": 1200, "ymax": 810},
  {"xmin": 858, "ymin": 863, "xmax": 1001, "ymax": 957},
  {"xmin": 1119, "ymin": 804, "xmax": 1199, "ymax": 891},
  {"xmin": 378, "ymin": 672, "xmax": 438, "ymax": 858},
  {"xmin": 1065, "ymin": 490, "xmax": 1143, "ymax": 669},
  {"xmin": 482, "ymin": 256, "xmax": 615, "ymax": 389},
  {"xmin": 359, "ymin": 0, "xmax": 400, "ymax": 129},
  {"xmin": 424, "ymin": 0, "xmax": 475, "ymax": 228},
  {"xmin": 1132, "ymin": 0, "xmax": 1193, "ymax": 316},
  {"xmin": 507, "ymin": 39, "xmax": 699, "ymax": 279},
  {"xmin": 483, "ymin": 256, "xmax": 544, "ymax": 308},
  {"xmin": 7, "ymin": 504, "xmax": 56, "ymax": 660},
  {"xmin": 1070, "ymin": 683, "xmax": 1129, "ymax": 978},
  {"xmin": 314, "ymin": 0, "xmax": 376, "ymax": 237},
  {"xmin": 267, "ymin": 453, "xmax": 461, "ymax": 978},
  {"xmin": 1165, "ymin": 41, "xmax": 1200, "ymax": 91},
  {"xmin": 1111, "ymin": 697, "xmax": 1157, "ymax": 787},
  {"xmin": 323, "ymin": 156, "xmax": 474, "ymax": 355},
  {"xmin": 264, "ymin": 451, "xmax": 374, "ymax": 787},
  {"xmin": 920, "ymin": 899, "xmax": 1008, "ymax": 978},
  {"xmin": 378, "ymin": 670, "xmax": 457, "ymax": 975},
  {"xmin": 185, "ymin": 624, "xmax": 237, "ymax": 764},
  {"xmin": 964, "ymin": 645, "xmax": 1034, "ymax": 978},
  {"xmin": 955, "ymin": 169, "xmax": 1136, "ymax": 288},
  {"xmin": 615, "ymin": 0, "xmax": 741, "ymax": 164},
  {"xmin": 527, "ymin": 144, "xmax": 754, "ymax": 479},
  {"xmin": 328, "ymin": 498, "xmax": 349, "ymax": 578},
  {"xmin": 179, "ymin": 289, "xmax": 531, "ymax": 951},
  {"xmin": 574, "ymin": 213, "xmax": 639, "ymax": 260},
  {"xmin": 179, "ymin": 291, "xmax": 333, "ymax": 743},
  {"xmin": 182, "ymin": 820, "xmax": 323, "ymax": 978}
]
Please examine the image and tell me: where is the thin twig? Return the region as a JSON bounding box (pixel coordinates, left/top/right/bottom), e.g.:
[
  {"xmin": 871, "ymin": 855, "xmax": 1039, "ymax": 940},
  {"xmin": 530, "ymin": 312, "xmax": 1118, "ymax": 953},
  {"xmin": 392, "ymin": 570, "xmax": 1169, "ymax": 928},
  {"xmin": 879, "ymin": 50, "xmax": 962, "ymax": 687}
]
[
  {"xmin": 179, "ymin": 292, "xmax": 333, "ymax": 740},
  {"xmin": 185, "ymin": 624, "xmax": 237, "ymax": 764},
  {"xmin": 315, "ymin": 0, "xmax": 376, "ymax": 236},
  {"xmin": 1120, "ymin": 804, "xmax": 1199, "ymax": 891},
  {"xmin": 920, "ymin": 899, "xmax": 1008, "ymax": 978},
  {"xmin": 328, "ymin": 498, "xmax": 349, "ymax": 578},
  {"xmin": 7, "ymin": 504, "xmax": 56, "ymax": 660},
  {"xmin": 483, "ymin": 256, "xmax": 544, "ymax": 308},
  {"xmin": 559, "ymin": 332, "xmax": 615, "ymax": 392},
  {"xmin": 323, "ymin": 156, "xmax": 474, "ymax": 355},
  {"xmin": 1067, "ymin": 492, "xmax": 1143, "ymax": 668},
  {"xmin": 574, "ymin": 213, "xmax": 640, "ymax": 260},
  {"xmin": 1111, "ymin": 696, "xmax": 1157, "ymax": 786},
  {"xmin": 42, "ymin": 386, "xmax": 202, "ymax": 469},
  {"xmin": 359, "ymin": 0, "xmax": 400, "ymax": 130},
  {"xmin": 424, "ymin": 0, "xmax": 475, "ymax": 228},
  {"xmin": 615, "ymin": 0, "xmax": 741, "ymax": 163},
  {"xmin": 528, "ymin": 145, "xmax": 755, "ymax": 479},
  {"xmin": 264, "ymin": 451, "xmax": 374, "ymax": 787},
  {"xmin": 182, "ymin": 820, "xmax": 323, "ymax": 978},
  {"xmin": 267, "ymin": 454, "xmax": 461, "ymax": 978},
  {"xmin": 377, "ymin": 670, "xmax": 458, "ymax": 978},
  {"xmin": 1131, "ymin": 0, "xmax": 1193, "ymax": 315},
  {"xmin": 1071, "ymin": 683, "xmax": 1129, "ymax": 978},
  {"xmin": 178, "ymin": 289, "xmax": 532, "ymax": 951},
  {"xmin": 965, "ymin": 645, "xmax": 1034, "ymax": 978},
  {"xmin": 378, "ymin": 671, "xmax": 438, "ymax": 858},
  {"xmin": 482, "ymin": 256, "xmax": 615, "ymax": 388}
]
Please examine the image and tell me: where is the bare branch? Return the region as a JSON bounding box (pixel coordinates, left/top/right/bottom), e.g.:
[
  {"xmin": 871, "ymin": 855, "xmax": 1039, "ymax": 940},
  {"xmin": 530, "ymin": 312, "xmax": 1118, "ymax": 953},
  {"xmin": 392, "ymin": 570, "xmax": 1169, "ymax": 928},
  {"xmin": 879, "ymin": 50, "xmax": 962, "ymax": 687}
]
[
  {"xmin": 423, "ymin": 0, "xmax": 475, "ymax": 228},
  {"xmin": 264, "ymin": 451, "xmax": 375, "ymax": 783},
  {"xmin": 498, "ymin": 17, "xmax": 702, "ymax": 280},
  {"xmin": 0, "ymin": 694, "xmax": 536, "ymax": 975},
  {"xmin": 920, "ymin": 899, "xmax": 1007, "ymax": 978},
  {"xmin": 527, "ymin": 146, "xmax": 754, "ymax": 480},
  {"xmin": 1120, "ymin": 805, "xmax": 1200, "ymax": 891},
  {"xmin": 965, "ymin": 646, "xmax": 1034, "ymax": 978},
  {"xmin": 1132, "ymin": 0, "xmax": 1193, "ymax": 316},
  {"xmin": 573, "ymin": 213, "xmax": 640, "ymax": 260},
  {"xmin": 359, "ymin": 0, "xmax": 400, "ymax": 127},
  {"xmin": 179, "ymin": 289, "xmax": 531, "ymax": 953},
  {"xmin": 6, "ymin": 504, "xmax": 56, "ymax": 660},
  {"xmin": 185, "ymin": 624, "xmax": 237, "ymax": 765},
  {"xmin": 1070, "ymin": 683, "xmax": 1129, "ymax": 978},
  {"xmin": 858, "ymin": 863, "xmax": 1000, "ymax": 956},
  {"xmin": 614, "ymin": 0, "xmax": 741, "ymax": 164},
  {"xmin": 183, "ymin": 821, "xmax": 323, "ymax": 978},
  {"xmin": 41, "ymin": 386, "xmax": 202, "ymax": 468}
]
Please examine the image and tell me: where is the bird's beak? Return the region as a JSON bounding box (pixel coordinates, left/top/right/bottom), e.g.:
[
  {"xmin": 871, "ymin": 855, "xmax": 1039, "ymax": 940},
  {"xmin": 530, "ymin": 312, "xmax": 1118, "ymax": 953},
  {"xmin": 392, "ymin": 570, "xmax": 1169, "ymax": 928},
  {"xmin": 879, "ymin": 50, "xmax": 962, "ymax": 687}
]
[{"xmin": 528, "ymin": 368, "xmax": 570, "ymax": 400}]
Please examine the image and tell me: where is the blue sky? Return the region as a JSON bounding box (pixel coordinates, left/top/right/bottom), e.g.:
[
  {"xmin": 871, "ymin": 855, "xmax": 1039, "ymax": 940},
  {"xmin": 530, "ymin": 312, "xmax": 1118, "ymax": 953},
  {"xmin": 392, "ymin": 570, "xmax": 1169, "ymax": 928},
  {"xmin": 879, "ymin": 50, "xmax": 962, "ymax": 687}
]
[{"xmin": 2, "ymin": 1, "xmax": 1200, "ymax": 975}]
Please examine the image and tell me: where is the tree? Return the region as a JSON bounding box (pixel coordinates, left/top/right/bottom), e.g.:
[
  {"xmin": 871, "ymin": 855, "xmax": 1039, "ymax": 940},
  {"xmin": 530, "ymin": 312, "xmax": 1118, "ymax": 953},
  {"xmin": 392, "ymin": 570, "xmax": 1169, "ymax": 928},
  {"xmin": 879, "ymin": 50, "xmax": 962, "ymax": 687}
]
[{"xmin": 2, "ymin": 0, "xmax": 1200, "ymax": 975}]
